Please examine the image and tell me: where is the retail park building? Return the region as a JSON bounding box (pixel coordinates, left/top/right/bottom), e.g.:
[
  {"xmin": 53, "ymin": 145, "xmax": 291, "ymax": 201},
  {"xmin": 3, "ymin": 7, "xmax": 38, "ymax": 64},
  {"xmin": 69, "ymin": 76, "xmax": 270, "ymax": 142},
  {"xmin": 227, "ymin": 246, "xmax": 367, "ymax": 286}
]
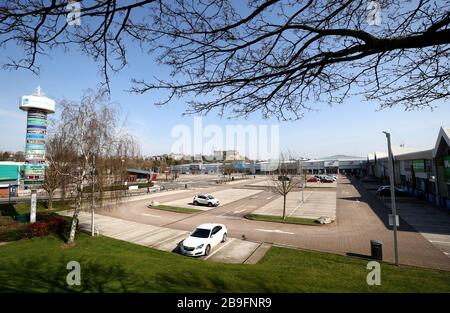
[{"xmin": 1, "ymin": 127, "xmax": 449, "ymax": 209}]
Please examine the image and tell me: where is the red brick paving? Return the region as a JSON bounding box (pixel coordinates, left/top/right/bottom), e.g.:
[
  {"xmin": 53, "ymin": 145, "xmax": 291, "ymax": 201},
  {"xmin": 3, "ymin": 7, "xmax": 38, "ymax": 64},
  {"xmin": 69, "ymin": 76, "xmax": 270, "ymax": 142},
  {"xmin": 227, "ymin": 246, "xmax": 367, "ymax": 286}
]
[{"xmin": 336, "ymin": 177, "xmax": 450, "ymax": 270}]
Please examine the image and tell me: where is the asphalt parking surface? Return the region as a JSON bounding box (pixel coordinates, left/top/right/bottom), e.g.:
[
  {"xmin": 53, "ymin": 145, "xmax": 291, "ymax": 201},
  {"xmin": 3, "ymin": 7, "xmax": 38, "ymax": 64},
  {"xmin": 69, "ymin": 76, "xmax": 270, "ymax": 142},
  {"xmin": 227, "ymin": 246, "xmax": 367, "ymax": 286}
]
[
  {"xmin": 89, "ymin": 175, "xmax": 450, "ymax": 270},
  {"xmin": 162, "ymin": 188, "xmax": 263, "ymax": 210}
]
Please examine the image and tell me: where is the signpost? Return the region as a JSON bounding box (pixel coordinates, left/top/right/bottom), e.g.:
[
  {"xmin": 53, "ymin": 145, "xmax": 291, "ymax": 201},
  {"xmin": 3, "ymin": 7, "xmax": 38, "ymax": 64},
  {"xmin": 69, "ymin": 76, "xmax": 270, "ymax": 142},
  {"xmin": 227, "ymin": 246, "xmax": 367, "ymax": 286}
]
[
  {"xmin": 19, "ymin": 87, "xmax": 55, "ymax": 223},
  {"xmin": 383, "ymin": 131, "xmax": 399, "ymax": 266}
]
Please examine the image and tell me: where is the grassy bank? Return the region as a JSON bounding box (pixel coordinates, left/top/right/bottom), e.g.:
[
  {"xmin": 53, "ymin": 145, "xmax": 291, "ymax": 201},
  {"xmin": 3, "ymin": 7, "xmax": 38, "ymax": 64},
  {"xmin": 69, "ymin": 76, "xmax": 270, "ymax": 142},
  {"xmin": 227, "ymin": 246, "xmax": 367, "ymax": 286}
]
[
  {"xmin": 148, "ymin": 204, "xmax": 202, "ymax": 214},
  {"xmin": 245, "ymin": 213, "xmax": 321, "ymax": 225},
  {"xmin": 0, "ymin": 233, "xmax": 449, "ymax": 292}
]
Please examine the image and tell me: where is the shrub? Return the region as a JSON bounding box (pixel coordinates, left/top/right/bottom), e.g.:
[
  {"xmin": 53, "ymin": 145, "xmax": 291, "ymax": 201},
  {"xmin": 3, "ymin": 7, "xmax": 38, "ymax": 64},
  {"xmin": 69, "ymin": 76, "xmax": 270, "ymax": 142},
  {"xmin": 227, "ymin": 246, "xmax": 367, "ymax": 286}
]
[{"xmin": 23, "ymin": 216, "xmax": 66, "ymax": 239}]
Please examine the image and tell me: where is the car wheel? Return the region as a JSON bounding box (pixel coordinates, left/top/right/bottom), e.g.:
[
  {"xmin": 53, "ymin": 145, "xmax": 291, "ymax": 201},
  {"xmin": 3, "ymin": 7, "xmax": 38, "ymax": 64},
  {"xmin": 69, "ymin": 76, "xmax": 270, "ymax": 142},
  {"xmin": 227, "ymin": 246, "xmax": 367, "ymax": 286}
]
[
  {"xmin": 208, "ymin": 202, "xmax": 213, "ymax": 207},
  {"xmin": 204, "ymin": 245, "xmax": 211, "ymax": 256},
  {"xmin": 222, "ymin": 233, "xmax": 227, "ymax": 243},
  {"xmin": 193, "ymin": 201, "xmax": 198, "ymax": 205}
]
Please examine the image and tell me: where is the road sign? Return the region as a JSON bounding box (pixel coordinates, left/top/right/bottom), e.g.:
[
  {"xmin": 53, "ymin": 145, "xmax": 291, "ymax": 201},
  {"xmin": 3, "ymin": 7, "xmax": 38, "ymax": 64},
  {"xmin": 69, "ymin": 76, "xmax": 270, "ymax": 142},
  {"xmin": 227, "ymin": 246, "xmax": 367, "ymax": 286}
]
[{"xmin": 388, "ymin": 214, "xmax": 399, "ymax": 227}]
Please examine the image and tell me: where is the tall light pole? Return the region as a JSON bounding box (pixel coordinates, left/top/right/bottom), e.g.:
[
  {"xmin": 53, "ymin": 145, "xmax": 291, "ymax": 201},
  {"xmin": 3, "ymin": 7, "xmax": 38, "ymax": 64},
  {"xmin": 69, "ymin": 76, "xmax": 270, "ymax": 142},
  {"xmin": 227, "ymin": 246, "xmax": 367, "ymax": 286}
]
[
  {"xmin": 121, "ymin": 159, "xmax": 125, "ymax": 197},
  {"xmin": 300, "ymin": 158, "xmax": 304, "ymax": 202},
  {"xmin": 91, "ymin": 155, "xmax": 95, "ymax": 237},
  {"xmin": 383, "ymin": 131, "xmax": 399, "ymax": 266}
]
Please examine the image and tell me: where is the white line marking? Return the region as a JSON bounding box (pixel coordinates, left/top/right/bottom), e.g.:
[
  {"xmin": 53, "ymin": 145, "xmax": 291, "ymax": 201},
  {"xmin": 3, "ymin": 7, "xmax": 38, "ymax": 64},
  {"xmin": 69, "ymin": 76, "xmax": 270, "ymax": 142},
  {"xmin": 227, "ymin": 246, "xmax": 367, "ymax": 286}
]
[
  {"xmin": 429, "ymin": 240, "xmax": 450, "ymax": 245},
  {"xmin": 152, "ymin": 232, "xmax": 187, "ymax": 247},
  {"xmin": 217, "ymin": 216, "xmax": 241, "ymax": 220},
  {"xmin": 141, "ymin": 213, "xmax": 161, "ymax": 218},
  {"xmin": 205, "ymin": 238, "xmax": 235, "ymax": 260},
  {"xmin": 266, "ymin": 196, "xmax": 273, "ymax": 200},
  {"xmin": 234, "ymin": 208, "xmax": 247, "ymax": 214},
  {"xmin": 255, "ymin": 229, "xmax": 294, "ymax": 235}
]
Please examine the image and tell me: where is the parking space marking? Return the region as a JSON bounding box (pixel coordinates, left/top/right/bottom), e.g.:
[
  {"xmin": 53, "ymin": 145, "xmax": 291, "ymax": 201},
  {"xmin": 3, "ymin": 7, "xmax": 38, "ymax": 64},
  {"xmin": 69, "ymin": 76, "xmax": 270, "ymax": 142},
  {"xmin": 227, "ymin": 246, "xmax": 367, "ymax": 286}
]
[
  {"xmin": 204, "ymin": 238, "xmax": 236, "ymax": 260},
  {"xmin": 217, "ymin": 211, "xmax": 244, "ymax": 220},
  {"xmin": 429, "ymin": 240, "xmax": 450, "ymax": 245},
  {"xmin": 255, "ymin": 229, "xmax": 294, "ymax": 235},
  {"xmin": 141, "ymin": 213, "xmax": 161, "ymax": 218},
  {"xmin": 150, "ymin": 231, "xmax": 187, "ymax": 247}
]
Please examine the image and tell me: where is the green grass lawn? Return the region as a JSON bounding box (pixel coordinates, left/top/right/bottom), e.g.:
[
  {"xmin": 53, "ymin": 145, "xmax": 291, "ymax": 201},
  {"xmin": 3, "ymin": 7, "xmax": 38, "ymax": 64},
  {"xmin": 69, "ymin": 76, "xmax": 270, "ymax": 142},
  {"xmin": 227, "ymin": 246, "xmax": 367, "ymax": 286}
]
[
  {"xmin": 0, "ymin": 233, "xmax": 449, "ymax": 292},
  {"xmin": 245, "ymin": 213, "xmax": 321, "ymax": 225},
  {"xmin": 148, "ymin": 204, "xmax": 202, "ymax": 214},
  {"xmin": 0, "ymin": 201, "xmax": 73, "ymax": 217}
]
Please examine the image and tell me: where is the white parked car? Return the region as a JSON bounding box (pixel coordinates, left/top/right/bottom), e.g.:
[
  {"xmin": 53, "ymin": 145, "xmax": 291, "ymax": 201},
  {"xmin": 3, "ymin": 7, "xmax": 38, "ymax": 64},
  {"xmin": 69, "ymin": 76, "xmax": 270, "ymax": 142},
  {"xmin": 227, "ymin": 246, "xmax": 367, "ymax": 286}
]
[
  {"xmin": 192, "ymin": 194, "xmax": 220, "ymax": 207},
  {"xmin": 179, "ymin": 223, "xmax": 228, "ymax": 256}
]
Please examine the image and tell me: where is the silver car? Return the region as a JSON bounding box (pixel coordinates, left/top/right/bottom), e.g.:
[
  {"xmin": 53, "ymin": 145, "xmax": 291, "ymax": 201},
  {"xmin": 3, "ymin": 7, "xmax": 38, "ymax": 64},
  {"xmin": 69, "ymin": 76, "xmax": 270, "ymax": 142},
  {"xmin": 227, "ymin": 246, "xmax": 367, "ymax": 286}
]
[{"xmin": 192, "ymin": 194, "xmax": 220, "ymax": 207}]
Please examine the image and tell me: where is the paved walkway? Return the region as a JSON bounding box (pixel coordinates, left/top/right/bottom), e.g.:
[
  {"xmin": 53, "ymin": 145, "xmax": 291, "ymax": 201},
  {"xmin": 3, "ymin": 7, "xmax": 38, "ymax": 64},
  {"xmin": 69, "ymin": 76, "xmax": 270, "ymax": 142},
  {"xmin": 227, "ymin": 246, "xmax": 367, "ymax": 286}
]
[
  {"xmin": 337, "ymin": 178, "xmax": 450, "ymax": 270},
  {"xmin": 367, "ymin": 187, "xmax": 450, "ymax": 258},
  {"xmin": 59, "ymin": 211, "xmax": 269, "ymax": 264}
]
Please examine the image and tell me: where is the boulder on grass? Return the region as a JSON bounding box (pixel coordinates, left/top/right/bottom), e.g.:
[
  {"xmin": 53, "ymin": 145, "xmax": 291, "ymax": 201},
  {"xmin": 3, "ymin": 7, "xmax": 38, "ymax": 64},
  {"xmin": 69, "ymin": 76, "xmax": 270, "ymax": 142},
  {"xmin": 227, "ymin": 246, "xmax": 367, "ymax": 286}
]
[{"xmin": 316, "ymin": 216, "xmax": 332, "ymax": 224}]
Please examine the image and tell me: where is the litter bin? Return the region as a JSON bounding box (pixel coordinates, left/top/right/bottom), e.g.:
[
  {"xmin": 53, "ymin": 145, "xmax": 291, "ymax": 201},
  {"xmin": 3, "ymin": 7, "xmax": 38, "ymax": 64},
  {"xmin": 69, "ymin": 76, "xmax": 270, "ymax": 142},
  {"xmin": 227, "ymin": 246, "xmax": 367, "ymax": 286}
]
[
  {"xmin": 370, "ymin": 240, "xmax": 383, "ymax": 260},
  {"xmin": 15, "ymin": 214, "xmax": 28, "ymax": 223}
]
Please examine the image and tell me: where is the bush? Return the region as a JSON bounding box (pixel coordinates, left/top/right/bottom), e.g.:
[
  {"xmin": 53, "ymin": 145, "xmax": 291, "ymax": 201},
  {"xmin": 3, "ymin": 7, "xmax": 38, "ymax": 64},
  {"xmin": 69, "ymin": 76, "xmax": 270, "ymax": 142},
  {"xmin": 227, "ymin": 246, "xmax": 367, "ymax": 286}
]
[{"xmin": 23, "ymin": 216, "xmax": 66, "ymax": 239}]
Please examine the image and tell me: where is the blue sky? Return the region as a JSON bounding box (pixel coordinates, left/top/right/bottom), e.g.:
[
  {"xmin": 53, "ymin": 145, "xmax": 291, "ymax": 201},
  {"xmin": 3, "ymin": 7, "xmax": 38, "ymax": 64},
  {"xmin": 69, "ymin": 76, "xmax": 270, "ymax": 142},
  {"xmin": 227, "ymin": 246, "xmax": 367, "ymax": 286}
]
[{"xmin": 1, "ymin": 15, "xmax": 449, "ymax": 159}]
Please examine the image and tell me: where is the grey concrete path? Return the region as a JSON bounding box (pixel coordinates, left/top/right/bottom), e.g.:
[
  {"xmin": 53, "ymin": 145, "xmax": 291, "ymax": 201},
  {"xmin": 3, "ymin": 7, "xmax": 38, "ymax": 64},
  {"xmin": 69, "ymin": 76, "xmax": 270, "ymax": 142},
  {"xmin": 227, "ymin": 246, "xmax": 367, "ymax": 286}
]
[{"xmin": 251, "ymin": 190, "xmax": 336, "ymax": 220}]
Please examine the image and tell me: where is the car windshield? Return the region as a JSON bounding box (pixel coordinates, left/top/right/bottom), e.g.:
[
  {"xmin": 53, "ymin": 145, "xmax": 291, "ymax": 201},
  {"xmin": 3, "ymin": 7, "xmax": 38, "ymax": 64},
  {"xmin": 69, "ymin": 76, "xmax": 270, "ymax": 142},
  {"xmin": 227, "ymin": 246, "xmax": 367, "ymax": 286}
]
[
  {"xmin": 207, "ymin": 195, "xmax": 214, "ymax": 199},
  {"xmin": 191, "ymin": 228, "xmax": 211, "ymax": 238}
]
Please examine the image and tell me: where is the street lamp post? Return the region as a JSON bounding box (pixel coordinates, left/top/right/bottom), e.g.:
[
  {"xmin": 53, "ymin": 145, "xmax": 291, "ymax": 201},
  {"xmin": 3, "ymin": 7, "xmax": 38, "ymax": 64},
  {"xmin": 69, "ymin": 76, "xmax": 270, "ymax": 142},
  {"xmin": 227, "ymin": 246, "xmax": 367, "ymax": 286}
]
[
  {"xmin": 121, "ymin": 159, "xmax": 125, "ymax": 197},
  {"xmin": 91, "ymin": 155, "xmax": 95, "ymax": 237},
  {"xmin": 300, "ymin": 159, "xmax": 304, "ymax": 203},
  {"xmin": 383, "ymin": 131, "xmax": 399, "ymax": 266}
]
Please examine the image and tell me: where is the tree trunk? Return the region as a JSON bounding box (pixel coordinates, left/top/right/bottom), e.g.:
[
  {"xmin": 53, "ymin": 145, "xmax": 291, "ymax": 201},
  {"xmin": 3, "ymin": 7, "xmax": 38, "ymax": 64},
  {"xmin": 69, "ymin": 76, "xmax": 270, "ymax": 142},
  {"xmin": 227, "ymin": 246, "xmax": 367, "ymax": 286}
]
[
  {"xmin": 67, "ymin": 184, "xmax": 83, "ymax": 244},
  {"xmin": 282, "ymin": 194, "xmax": 287, "ymax": 220},
  {"xmin": 48, "ymin": 190, "xmax": 54, "ymax": 210},
  {"xmin": 67, "ymin": 207, "xmax": 79, "ymax": 244}
]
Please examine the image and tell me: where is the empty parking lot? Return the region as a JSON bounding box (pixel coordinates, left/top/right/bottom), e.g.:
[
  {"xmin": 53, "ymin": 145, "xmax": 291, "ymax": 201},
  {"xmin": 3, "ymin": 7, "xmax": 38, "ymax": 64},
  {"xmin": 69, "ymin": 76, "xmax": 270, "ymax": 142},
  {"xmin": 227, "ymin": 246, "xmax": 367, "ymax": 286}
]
[{"xmin": 60, "ymin": 210, "xmax": 268, "ymax": 264}]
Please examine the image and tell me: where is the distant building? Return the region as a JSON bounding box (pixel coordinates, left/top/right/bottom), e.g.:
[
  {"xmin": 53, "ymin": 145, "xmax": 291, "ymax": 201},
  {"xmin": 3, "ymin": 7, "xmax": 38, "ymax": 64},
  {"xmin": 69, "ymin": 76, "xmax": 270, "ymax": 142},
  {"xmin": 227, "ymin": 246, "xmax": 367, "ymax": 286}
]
[
  {"xmin": 301, "ymin": 155, "xmax": 367, "ymax": 175},
  {"xmin": 0, "ymin": 161, "xmax": 24, "ymax": 198},
  {"xmin": 213, "ymin": 150, "xmax": 244, "ymax": 161},
  {"xmin": 367, "ymin": 126, "xmax": 450, "ymax": 210}
]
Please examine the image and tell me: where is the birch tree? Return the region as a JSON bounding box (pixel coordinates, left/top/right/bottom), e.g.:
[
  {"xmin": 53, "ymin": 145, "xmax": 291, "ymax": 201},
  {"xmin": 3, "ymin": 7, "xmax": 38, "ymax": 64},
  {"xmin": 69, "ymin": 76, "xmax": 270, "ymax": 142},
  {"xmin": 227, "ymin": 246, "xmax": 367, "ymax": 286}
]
[{"xmin": 55, "ymin": 89, "xmax": 138, "ymax": 244}]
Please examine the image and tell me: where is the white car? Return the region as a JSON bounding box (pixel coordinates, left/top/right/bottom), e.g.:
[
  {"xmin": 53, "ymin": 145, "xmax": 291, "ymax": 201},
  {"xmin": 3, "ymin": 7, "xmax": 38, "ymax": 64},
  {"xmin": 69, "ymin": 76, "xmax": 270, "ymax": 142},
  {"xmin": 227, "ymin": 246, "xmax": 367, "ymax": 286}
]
[
  {"xmin": 192, "ymin": 194, "xmax": 220, "ymax": 207},
  {"xmin": 179, "ymin": 223, "xmax": 228, "ymax": 256}
]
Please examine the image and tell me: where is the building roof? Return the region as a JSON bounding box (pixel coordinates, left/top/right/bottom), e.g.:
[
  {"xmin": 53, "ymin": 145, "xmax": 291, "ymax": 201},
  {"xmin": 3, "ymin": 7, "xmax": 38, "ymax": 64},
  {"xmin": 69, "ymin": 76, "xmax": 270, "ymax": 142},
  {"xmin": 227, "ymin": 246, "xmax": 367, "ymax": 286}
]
[
  {"xmin": 0, "ymin": 161, "xmax": 24, "ymax": 166},
  {"xmin": 374, "ymin": 146, "xmax": 420, "ymax": 161},
  {"xmin": 320, "ymin": 155, "xmax": 365, "ymax": 160},
  {"xmin": 432, "ymin": 127, "xmax": 450, "ymax": 157},
  {"xmin": 395, "ymin": 149, "xmax": 433, "ymax": 160},
  {"xmin": 127, "ymin": 168, "xmax": 152, "ymax": 175}
]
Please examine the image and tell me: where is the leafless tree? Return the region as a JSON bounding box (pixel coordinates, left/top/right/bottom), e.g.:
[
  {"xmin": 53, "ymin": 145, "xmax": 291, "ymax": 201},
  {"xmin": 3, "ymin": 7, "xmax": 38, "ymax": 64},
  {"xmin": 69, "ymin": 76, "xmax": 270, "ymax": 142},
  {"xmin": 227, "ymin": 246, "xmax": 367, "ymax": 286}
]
[
  {"xmin": 42, "ymin": 133, "xmax": 74, "ymax": 210},
  {"xmin": 53, "ymin": 88, "xmax": 139, "ymax": 244},
  {"xmin": 269, "ymin": 154, "xmax": 301, "ymax": 220},
  {"xmin": 1, "ymin": 1, "xmax": 449, "ymax": 119}
]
